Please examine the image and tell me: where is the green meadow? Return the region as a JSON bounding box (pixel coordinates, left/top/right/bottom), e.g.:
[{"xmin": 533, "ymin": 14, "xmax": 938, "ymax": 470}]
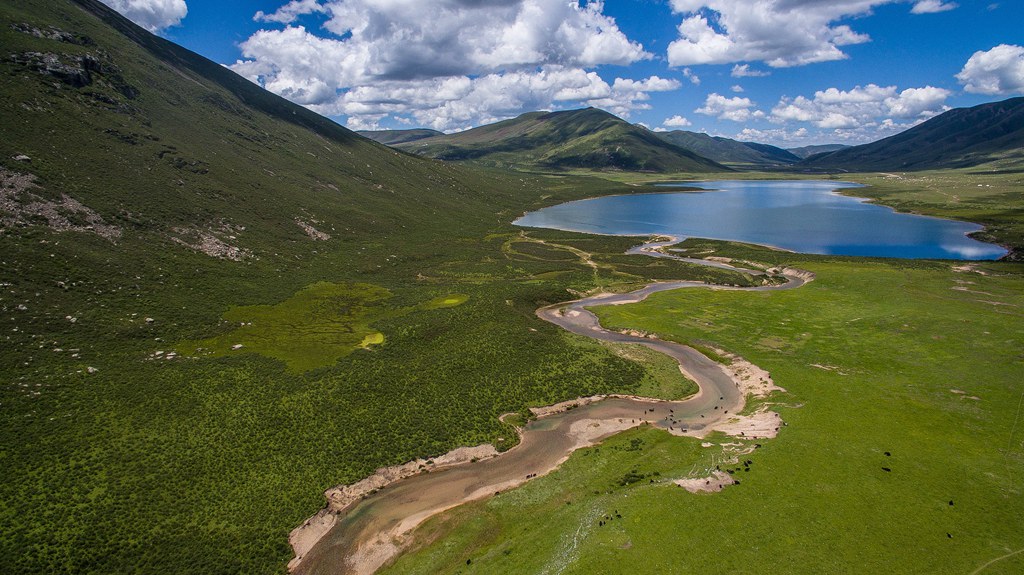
[
  {"xmin": 380, "ymin": 253, "xmax": 1024, "ymax": 574},
  {"xmin": 603, "ymin": 342, "xmax": 700, "ymax": 401}
]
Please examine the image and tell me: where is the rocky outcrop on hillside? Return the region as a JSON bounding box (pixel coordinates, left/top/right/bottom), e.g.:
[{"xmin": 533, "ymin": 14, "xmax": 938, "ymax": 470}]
[{"xmin": 0, "ymin": 168, "xmax": 121, "ymax": 240}]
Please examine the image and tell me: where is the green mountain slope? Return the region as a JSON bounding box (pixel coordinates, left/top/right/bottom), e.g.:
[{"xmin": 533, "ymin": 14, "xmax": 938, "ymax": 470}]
[
  {"xmin": 655, "ymin": 130, "xmax": 799, "ymax": 167},
  {"xmin": 1, "ymin": 0, "xmax": 496, "ymax": 253},
  {"xmin": 357, "ymin": 128, "xmax": 444, "ymax": 145},
  {"xmin": 397, "ymin": 108, "xmax": 728, "ymax": 172},
  {"xmin": 786, "ymin": 144, "xmax": 850, "ymax": 159},
  {"xmin": 802, "ymin": 97, "xmax": 1024, "ymax": 170},
  {"xmin": 2, "ymin": 2, "xmax": 753, "ymax": 574}
]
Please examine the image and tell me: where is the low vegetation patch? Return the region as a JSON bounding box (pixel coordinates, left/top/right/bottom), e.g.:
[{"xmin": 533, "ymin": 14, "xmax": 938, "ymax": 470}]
[
  {"xmin": 422, "ymin": 293, "xmax": 469, "ymax": 309},
  {"xmin": 603, "ymin": 342, "xmax": 699, "ymax": 400},
  {"xmin": 178, "ymin": 285, "xmax": 479, "ymax": 372},
  {"xmin": 177, "ymin": 282, "xmax": 392, "ymax": 372}
]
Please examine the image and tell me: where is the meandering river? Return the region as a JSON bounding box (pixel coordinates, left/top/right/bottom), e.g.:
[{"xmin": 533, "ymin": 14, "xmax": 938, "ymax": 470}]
[{"xmin": 292, "ymin": 247, "xmax": 808, "ymax": 575}]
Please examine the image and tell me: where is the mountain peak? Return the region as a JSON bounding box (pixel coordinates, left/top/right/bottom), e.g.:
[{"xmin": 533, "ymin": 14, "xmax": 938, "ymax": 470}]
[{"xmin": 393, "ymin": 107, "xmax": 727, "ymax": 172}]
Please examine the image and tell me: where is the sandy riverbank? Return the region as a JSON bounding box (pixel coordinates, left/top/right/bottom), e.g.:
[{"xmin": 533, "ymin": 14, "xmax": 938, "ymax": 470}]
[
  {"xmin": 290, "ymin": 368, "xmax": 788, "ymax": 575},
  {"xmin": 287, "ymin": 444, "xmax": 500, "ymax": 570}
]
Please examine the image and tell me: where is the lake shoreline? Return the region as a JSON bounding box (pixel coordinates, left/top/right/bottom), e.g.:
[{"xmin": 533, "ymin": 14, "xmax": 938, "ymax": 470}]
[{"xmin": 514, "ymin": 179, "xmax": 1007, "ymax": 260}]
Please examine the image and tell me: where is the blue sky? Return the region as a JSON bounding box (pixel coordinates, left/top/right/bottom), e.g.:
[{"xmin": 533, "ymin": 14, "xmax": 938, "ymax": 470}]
[{"xmin": 107, "ymin": 0, "xmax": 1023, "ymax": 146}]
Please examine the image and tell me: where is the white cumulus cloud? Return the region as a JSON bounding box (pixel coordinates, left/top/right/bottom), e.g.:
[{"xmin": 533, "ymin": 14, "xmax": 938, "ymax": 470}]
[
  {"xmin": 731, "ymin": 64, "xmax": 770, "ymax": 78},
  {"xmin": 769, "ymin": 83, "xmax": 950, "ymax": 131},
  {"xmin": 910, "ymin": 1, "xmax": 958, "ymax": 14},
  {"xmin": 956, "ymin": 44, "xmax": 1024, "ymax": 95},
  {"xmin": 230, "ymin": 26, "xmax": 366, "ymax": 105},
  {"xmin": 885, "ymin": 86, "xmax": 953, "ymax": 116},
  {"xmin": 696, "ymin": 93, "xmax": 764, "ymax": 122},
  {"xmin": 229, "ymin": 0, "xmax": 663, "ymax": 129},
  {"xmin": 663, "ymin": 115, "xmax": 693, "ymax": 127},
  {"xmin": 667, "ymin": 1, "xmax": 951, "ymax": 69},
  {"xmin": 735, "ymin": 127, "xmax": 809, "ymax": 146},
  {"xmin": 578, "ymin": 76, "xmax": 681, "ymax": 118},
  {"xmin": 101, "ymin": 0, "xmax": 187, "ymax": 32},
  {"xmin": 254, "ymin": 0, "xmax": 326, "ymax": 23},
  {"xmin": 234, "ymin": 0, "xmax": 647, "ymax": 84},
  {"xmin": 306, "ymin": 68, "xmax": 677, "ymax": 131}
]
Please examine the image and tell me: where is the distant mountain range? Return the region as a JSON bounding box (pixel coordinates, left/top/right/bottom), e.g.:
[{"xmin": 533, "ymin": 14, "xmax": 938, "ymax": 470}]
[
  {"xmin": 787, "ymin": 144, "xmax": 851, "ymax": 159},
  {"xmin": 368, "ymin": 97, "xmax": 1023, "ymax": 173},
  {"xmin": 357, "ymin": 128, "xmax": 442, "ymax": 145},
  {"xmin": 802, "ymin": 97, "xmax": 1024, "ymax": 171},
  {"xmin": 654, "ymin": 130, "xmax": 800, "ymax": 166},
  {"xmin": 390, "ymin": 108, "xmax": 727, "ymax": 172}
]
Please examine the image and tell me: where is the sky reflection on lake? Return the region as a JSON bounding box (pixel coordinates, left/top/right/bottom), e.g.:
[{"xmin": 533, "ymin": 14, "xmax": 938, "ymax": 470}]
[{"xmin": 515, "ymin": 180, "xmax": 1006, "ymax": 260}]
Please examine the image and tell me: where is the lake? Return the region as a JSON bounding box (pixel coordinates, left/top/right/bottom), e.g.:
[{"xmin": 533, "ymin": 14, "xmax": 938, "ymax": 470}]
[{"xmin": 514, "ymin": 180, "xmax": 1007, "ymax": 260}]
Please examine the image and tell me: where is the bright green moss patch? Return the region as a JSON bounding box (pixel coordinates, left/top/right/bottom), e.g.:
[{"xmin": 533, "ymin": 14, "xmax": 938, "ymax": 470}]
[
  {"xmin": 178, "ymin": 282, "xmax": 392, "ymax": 372},
  {"xmin": 422, "ymin": 294, "xmax": 469, "ymax": 309},
  {"xmin": 359, "ymin": 332, "xmax": 386, "ymax": 349},
  {"xmin": 178, "ymin": 286, "xmax": 475, "ymax": 372}
]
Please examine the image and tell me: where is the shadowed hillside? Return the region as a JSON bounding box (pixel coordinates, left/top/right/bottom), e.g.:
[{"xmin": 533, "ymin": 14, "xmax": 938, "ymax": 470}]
[
  {"xmin": 358, "ymin": 128, "xmax": 443, "ymax": 145},
  {"xmin": 1, "ymin": 0, "xmax": 518, "ymax": 251},
  {"xmin": 787, "ymin": 144, "xmax": 850, "ymax": 159}
]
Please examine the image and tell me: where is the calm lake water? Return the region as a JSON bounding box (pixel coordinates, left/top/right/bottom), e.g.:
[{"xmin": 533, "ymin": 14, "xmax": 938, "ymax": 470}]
[{"xmin": 515, "ymin": 180, "xmax": 1007, "ymax": 260}]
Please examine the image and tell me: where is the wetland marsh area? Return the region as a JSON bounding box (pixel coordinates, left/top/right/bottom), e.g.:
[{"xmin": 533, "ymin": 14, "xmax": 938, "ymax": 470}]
[{"xmin": 375, "ymin": 264, "xmax": 1024, "ymax": 574}]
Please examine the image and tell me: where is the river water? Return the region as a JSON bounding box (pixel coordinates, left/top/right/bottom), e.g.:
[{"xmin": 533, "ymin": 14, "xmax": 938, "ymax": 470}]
[{"xmin": 514, "ymin": 180, "xmax": 1006, "ymax": 260}]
